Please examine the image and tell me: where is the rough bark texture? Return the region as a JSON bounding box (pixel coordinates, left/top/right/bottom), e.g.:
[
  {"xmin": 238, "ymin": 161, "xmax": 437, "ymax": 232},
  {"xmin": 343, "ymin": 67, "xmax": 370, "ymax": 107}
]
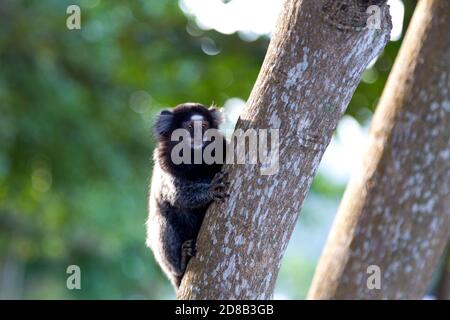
[
  {"xmin": 308, "ymin": 0, "xmax": 450, "ymax": 300},
  {"xmin": 436, "ymin": 244, "xmax": 450, "ymax": 300},
  {"xmin": 177, "ymin": 0, "xmax": 391, "ymax": 300}
]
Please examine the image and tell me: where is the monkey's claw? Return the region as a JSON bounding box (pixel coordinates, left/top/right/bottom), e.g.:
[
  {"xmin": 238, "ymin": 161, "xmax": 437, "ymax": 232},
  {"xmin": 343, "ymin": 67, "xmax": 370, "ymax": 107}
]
[
  {"xmin": 211, "ymin": 171, "xmax": 230, "ymax": 201},
  {"xmin": 182, "ymin": 239, "xmax": 197, "ymax": 258}
]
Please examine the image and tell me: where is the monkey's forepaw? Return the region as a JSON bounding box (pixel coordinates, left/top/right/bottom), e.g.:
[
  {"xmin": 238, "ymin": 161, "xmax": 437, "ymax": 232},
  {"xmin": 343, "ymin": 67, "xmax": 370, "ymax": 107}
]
[
  {"xmin": 210, "ymin": 171, "xmax": 230, "ymax": 202},
  {"xmin": 181, "ymin": 239, "xmax": 197, "ymax": 258}
]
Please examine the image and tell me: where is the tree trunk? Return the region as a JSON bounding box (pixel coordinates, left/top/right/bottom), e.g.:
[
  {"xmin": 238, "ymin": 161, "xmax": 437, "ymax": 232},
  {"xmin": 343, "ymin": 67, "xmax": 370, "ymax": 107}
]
[
  {"xmin": 177, "ymin": 0, "xmax": 391, "ymax": 299},
  {"xmin": 308, "ymin": 0, "xmax": 450, "ymax": 300},
  {"xmin": 436, "ymin": 243, "xmax": 450, "ymax": 300}
]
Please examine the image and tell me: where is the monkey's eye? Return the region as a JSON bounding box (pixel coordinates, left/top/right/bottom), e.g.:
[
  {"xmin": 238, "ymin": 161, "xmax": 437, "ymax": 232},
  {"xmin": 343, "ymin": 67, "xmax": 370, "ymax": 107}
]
[{"xmin": 188, "ymin": 124, "xmax": 193, "ymax": 129}]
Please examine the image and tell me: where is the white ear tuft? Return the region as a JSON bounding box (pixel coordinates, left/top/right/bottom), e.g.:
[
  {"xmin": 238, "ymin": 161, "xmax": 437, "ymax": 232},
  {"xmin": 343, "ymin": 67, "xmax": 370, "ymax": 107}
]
[{"xmin": 154, "ymin": 110, "xmax": 174, "ymax": 137}]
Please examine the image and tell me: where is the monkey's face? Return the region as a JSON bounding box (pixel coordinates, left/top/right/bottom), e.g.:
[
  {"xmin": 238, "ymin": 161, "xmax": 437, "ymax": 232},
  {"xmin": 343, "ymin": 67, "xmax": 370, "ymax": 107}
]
[
  {"xmin": 181, "ymin": 114, "xmax": 211, "ymax": 150},
  {"xmin": 154, "ymin": 103, "xmax": 223, "ymax": 151}
]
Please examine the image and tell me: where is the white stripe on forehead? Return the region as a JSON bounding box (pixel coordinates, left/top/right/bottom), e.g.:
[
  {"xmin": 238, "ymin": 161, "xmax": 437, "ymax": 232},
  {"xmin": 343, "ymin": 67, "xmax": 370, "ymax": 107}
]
[{"xmin": 190, "ymin": 114, "xmax": 204, "ymax": 121}]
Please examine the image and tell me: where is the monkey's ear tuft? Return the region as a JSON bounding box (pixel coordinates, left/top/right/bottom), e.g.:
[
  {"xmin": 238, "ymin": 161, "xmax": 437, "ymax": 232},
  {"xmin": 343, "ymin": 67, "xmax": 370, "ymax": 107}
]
[
  {"xmin": 154, "ymin": 109, "xmax": 174, "ymax": 137},
  {"xmin": 209, "ymin": 107, "xmax": 224, "ymax": 126}
]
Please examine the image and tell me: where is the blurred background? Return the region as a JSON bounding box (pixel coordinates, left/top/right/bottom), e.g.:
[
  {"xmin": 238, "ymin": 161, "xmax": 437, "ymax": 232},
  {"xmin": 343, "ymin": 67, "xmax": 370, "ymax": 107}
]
[{"xmin": 2, "ymin": 0, "xmax": 443, "ymax": 299}]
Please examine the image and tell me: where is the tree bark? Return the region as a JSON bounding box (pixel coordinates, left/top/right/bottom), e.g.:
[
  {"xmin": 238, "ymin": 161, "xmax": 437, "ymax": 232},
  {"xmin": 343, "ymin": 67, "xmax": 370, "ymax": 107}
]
[
  {"xmin": 308, "ymin": 0, "xmax": 450, "ymax": 300},
  {"xmin": 177, "ymin": 0, "xmax": 391, "ymax": 300},
  {"xmin": 436, "ymin": 243, "xmax": 450, "ymax": 300}
]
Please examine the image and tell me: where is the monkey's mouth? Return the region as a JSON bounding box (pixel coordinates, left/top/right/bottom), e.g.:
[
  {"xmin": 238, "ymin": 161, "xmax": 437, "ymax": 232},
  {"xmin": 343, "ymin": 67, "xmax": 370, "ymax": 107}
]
[
  {"xmin": 191, "ymin": 140, "xmax": 206, "ymax": 150},
  {"xmin": 186, "ymin": 133, "xmax": 208, "ymax": 150}
]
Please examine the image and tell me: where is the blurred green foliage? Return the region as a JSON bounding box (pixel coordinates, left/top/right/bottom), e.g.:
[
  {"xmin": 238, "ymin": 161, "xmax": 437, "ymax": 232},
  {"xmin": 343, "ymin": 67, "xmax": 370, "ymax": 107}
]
[{"xmin": 0, "ymin": 0, "xmax": 416, "ymax": 299}]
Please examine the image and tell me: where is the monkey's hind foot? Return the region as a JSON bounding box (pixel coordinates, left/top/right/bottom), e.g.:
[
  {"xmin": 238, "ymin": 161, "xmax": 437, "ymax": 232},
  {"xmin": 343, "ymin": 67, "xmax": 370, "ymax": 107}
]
[
  {"xmin": 211, "ymin": 171, "xmax": 230, "ymax": 201},
  {"xmin": 182, "ymin": 239, "xmax": 197, "ymax": 257},
  {"xmin": 180, "ymin": 239, "xmax": 197, "ymax": 272}
]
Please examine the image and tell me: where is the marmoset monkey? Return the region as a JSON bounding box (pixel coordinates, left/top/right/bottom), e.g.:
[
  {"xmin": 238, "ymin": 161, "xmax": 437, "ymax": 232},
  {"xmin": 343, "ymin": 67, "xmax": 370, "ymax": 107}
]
[{"xmin": 146, "ymin": 103, "xmax": 229, "ymax": 289}]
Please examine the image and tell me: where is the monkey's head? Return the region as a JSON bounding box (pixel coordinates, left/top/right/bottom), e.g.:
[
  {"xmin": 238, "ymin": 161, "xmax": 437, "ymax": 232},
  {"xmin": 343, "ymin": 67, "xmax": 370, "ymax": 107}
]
[
  {"xmin": 153, "ymin": 103, "xmax": 225, "ymax": 179},
  {"xmin": 154, "ymin": 102, "xmax": 223, "ymax": 148}
]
